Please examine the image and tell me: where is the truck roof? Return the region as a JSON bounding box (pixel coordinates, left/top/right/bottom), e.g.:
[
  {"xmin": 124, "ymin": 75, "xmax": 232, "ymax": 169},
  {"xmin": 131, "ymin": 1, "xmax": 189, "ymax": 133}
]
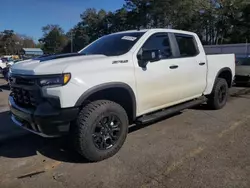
[{"xmin": 113, "ymin": 28, "xmax": 196, "ymax": 36}]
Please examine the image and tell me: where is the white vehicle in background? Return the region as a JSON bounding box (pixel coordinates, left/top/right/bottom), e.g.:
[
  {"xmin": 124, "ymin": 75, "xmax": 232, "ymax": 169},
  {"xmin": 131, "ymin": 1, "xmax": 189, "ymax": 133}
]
[
  {"xmin": 0, "ymin": 58, "xmax": 7, "ymax": 70},
  {"xmin": 6, "ymin": 61, "xmax": 14, "ymax": 67},
  {"xmin": 9, "ymin": 29, "xmax": 235, "ymax": 162},
  {"xmin": 0, "ymin": 57, "xmax": 14, "ymax": 70}
]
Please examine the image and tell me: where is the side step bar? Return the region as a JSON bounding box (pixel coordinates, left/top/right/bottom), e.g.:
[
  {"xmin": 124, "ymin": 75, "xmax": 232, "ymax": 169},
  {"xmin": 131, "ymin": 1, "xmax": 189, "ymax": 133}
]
[{"xmin": 136, "ymin": 96, "xmax": 207, "ymax": 124}]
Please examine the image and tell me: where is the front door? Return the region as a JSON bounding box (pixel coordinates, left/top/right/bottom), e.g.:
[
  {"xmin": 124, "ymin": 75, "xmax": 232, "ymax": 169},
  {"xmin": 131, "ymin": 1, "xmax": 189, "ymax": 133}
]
[{"xmin": 133, "ymin": 32, "xmax": 183, "ymax": 115}]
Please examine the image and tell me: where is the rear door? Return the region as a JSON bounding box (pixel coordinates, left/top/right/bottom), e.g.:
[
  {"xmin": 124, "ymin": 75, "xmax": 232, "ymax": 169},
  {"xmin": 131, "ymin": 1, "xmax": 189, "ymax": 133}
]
[{"xmin": 173, "ymin": 33, "xmax": 207, "ymax": 101}]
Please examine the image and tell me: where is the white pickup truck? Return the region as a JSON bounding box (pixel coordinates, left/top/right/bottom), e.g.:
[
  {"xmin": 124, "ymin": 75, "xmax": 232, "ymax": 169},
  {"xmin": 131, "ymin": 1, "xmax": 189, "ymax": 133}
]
[{"xmin": 8, "ymin": 29, "xmax": 235, "ymax": 161}]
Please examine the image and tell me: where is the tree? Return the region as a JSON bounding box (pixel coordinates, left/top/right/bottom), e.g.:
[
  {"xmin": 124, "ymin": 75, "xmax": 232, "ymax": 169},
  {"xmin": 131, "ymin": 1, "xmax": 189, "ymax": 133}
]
[
  {"xmin": 22, "ymin": 36, "xmax": 36, "ymax": 48},
  {"xmin": 107, "ymin": 8, "xmax": 134, "ymax": 32},
  {"xmin": 63, "ymin": 9, "xmax": 115, "ymax": 53},
  {"xmin": 35, "ymin": 42, "xmax": 43, "ymax": 49},
  {"xmin": 79, "ymin": 9, "xmax": 110, "ymax": 42},
  {"xmin": 0, "ymin": 30, "xmax": 15, "ymax": 55},
  {"xmin": 0, "ymin": 31, "xmax": 36, "ymax": 55},
  {"xmin": 124, "ymin": 0, "xmax": 249, "ymax": 45},
  {"xmin": 217, "ymin": 0, "xmax": 250, "ymax": 44},
  {"xmin": 39, "ymin": 25, "xmax": 68, "ymax": 54},
  {"xmin": 40, "ymin": 0, "xmax": 250, "ymax": 54}
]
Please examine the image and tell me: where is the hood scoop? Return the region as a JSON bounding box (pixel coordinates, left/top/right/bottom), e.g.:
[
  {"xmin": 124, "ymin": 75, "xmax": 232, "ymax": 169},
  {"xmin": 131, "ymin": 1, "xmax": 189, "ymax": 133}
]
[{"xmin": 33, "ymin": 53, "xmax": 86, "ymax": 62}]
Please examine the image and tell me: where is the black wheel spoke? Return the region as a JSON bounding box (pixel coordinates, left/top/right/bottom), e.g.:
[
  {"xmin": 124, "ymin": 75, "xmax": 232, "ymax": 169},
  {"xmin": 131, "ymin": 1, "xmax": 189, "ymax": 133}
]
[
  {"xmin": 92, "ymin": 133, "xmax": 102, "ymax": 143},
  {"xmin": 109, "ymin": 132, "xmax": 118, "ymax": 140},
  {"xmin": 111, "ymin": 127, "xmax": 120, "ymax": 132},
  {"xmin": 104, "ymin": 136, "xmax": 114, "ymax": 148},
  {"xmin": 109, "ymin": 115, "xmax": 115, "ymax": 124},
  {"xmin": 100, "ymin": 117, "xmax": 108, "ymax": 126},
  {"xmin": 105, "ymin": 135, "xmax": 114, "ymax": 145},
  {"xmin": 217, "ymin": 84, "xmax": 227, "ymax": 103},
  {"xmin": 92, "ymin": 114, "xmax": 122, "ymax": 150},
  {"xmin": 100, "ymin": 137, "xmax": 106, "ymax": 150}
]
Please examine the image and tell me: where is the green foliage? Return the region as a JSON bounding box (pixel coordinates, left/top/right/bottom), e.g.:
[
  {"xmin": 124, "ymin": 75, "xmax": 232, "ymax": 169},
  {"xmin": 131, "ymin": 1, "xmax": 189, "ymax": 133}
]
[
  {"xmin": 39, "ymin": 25, "xmax": 68, "ymax": 54},
  {"xmin": 63, "ymin": 0, "xmax": 249, "ymax": 48},
  {"xmin": 0, "ymin": 30, "xmax": 36, "ymax": 55},
  {"xmin": 2, "ymin": 0, "xmax": 249, "ymax": 55}
]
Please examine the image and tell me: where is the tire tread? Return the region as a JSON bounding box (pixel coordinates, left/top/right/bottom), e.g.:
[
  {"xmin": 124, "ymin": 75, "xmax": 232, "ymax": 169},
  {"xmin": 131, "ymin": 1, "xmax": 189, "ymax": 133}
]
[
  {"xmin": 73, "ymin": 100, "xmax": 128, "ymax": 162},
  {"xmin": 207, "ymin": 78, "xmax": 228, "ymax": 110}
]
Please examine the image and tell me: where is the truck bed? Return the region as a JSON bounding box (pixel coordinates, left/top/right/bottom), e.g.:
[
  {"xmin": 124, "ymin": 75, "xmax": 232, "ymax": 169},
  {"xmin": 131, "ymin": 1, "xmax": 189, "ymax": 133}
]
[{"xmin": 204, "ymin": 54, "xmax": 235, "ymax": 95}]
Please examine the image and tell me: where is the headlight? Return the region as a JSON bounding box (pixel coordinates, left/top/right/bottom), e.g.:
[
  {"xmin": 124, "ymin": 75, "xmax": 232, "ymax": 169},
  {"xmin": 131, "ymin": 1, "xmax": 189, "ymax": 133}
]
[{"xmin": 39, "ymin": 73, "xmax": 71, "ymax": 87}]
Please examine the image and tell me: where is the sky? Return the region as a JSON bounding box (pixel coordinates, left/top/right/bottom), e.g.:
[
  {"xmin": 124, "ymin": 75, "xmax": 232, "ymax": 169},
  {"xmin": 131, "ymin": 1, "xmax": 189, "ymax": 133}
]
[{"xmin": 0, "ymin": 0, "xmax": 125, "ymax": 41}]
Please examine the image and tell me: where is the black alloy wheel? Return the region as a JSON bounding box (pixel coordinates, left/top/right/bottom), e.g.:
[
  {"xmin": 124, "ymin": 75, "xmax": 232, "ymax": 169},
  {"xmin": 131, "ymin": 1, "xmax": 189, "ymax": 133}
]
[
  {"xmin": 207, "ymin": 78, "xmax": 229, "ymax": 110},
  {"xmin": 73, "ymin": 100, "xmax": 128, "ymax": 162},
  {"xmin": 218, "ymin": 84, "xmax": 227, "ymax": 104},
  {"xmin": 92, "ymin": 114, "xmax": 122, "ymax": 150}
]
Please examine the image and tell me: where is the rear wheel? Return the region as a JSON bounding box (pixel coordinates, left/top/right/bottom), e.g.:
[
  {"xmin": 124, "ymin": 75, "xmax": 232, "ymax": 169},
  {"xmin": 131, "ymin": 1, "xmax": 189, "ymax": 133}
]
[
  {"xmin": 73, "ymin": 100, "xmax": 128, "ymax": 162},
  {"xmin": 207, "ymin": 78, "xmax": 229, "ymax": 110}
]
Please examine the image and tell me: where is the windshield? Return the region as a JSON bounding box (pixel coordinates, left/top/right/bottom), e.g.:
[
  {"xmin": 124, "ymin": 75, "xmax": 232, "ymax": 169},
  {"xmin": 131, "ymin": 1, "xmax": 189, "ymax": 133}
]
[{"xmin": 80, "ymin": 32, "xmax": 145, "ymax": 56}]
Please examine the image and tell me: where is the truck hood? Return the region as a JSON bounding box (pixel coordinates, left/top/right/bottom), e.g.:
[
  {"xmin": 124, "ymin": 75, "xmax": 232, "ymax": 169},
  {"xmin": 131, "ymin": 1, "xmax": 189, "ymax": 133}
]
[{"xmin": 10, "ymin": 53, "xmax": 107, "ymax": 75}]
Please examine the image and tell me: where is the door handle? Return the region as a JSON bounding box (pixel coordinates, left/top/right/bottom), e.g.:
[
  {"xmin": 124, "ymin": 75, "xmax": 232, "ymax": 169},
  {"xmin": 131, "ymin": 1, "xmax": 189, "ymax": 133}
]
[
  {"xmin": 199, "ymin": 62, "xmax": 206, "ymax": 66},
  {"xmin": 169, "ymin": 65, "xmax": 178, "ymax": 69}
]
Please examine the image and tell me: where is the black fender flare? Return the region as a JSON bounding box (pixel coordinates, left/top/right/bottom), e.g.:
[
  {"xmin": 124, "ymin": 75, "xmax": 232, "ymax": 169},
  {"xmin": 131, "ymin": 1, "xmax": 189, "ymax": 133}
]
[
  {"xmin": 214, "ymin": 67, "xmax": 233, "ymax": 88},
  {"xmin": 75, "ymin": 82, "xmax": 137, "ymax": 120}
]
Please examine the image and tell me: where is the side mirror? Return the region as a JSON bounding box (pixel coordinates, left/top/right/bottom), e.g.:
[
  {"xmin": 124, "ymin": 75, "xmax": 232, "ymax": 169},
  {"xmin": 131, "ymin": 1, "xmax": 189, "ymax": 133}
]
[{"xmin": 138, "ymin": 49, "xmax": 161, "ymax": 68}]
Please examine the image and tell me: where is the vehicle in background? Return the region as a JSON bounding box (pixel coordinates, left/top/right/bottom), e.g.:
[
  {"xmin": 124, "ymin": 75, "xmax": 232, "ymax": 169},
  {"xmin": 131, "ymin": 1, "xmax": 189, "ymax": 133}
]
[
  {"xmin": 0, "ymin": 58, "xmax": 10, "ymax": 70},
  {"xmin": 1, "ymin": 59, "xmax": 22, "ymax": 81},
  {"xmin": 8, "ymin": 29, "xmax": 235, "ymax": 162},
  {"xmin": 0, "ymin": 59, "xmax": 7, "ymax": 71},
  {"xmin": 2, "ymin": 66, "xmax": 10, "ymax": 81},
  {"xmin": 6, "ymin": 59, "xmax": 14, "ymax": 67},
  {"xmin": 235, "ymin": 56, "xmax": 250, "ymax": 85}
]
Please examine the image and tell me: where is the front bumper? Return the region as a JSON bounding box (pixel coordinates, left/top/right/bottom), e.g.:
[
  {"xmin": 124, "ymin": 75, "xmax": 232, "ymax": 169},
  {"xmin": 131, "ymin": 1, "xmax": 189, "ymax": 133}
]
[{"xmin": 9, "ymin": 96, "xmax": 79, "ymax": 137}]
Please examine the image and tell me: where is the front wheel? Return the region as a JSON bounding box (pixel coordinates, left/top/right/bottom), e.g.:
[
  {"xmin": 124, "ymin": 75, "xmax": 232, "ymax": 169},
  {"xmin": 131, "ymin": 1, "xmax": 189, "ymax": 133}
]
[
  {"xmin": 72, "ymin": 100, "xmax": 128, "ymax": 162},
  {"xmin": 207, "ymin": 78, "xmax": 229, "ymax": 110}
]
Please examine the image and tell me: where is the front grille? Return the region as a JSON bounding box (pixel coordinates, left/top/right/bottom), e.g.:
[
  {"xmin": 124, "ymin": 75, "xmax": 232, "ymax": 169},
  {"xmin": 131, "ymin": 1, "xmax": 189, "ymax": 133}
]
[
  {"xmin": 9, "ymin": 75, "xmax": 41, "ymax": 108},
  {"xmin": 16, "ymin": 77, "xmax": 36, "ymax": 85},
  {"xmin": 11, "ymin": 87, "xmax": 38, "ymax": 107},
  {"xmin": 9, "ymin": 76, "xmax": 36, "ymax": 86}
]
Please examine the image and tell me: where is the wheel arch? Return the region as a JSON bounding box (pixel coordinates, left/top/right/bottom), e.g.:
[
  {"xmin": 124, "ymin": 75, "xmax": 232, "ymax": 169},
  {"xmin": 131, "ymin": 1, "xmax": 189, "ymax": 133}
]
[
  {"xmin": 75, "ymin": 82, "xmax": 137, "ymax": 123},
  {"xmin": 214, "ymin": 67, "xmax": 233, "ymax": 88}
]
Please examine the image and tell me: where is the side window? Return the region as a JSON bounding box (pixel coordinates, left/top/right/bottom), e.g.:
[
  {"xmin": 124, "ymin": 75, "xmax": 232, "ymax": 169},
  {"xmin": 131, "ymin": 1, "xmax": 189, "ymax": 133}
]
[
  {"xmin": 141, "ymin": 33, "xmax": 172, "ymax": 59},
  {"xmin": 175, "ymin": 34, "xmax": 199, "ymax": 57}
]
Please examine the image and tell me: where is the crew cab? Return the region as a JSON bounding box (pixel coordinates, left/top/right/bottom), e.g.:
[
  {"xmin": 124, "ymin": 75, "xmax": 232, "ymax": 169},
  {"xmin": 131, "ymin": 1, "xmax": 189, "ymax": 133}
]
[{"xmin": 8, "ymin": 29, "xmax": 235, "ymax": 161}]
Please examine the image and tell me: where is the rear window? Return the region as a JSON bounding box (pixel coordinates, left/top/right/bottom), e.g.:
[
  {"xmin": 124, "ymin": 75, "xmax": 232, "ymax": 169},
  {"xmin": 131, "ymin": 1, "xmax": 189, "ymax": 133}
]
[{"xmin": 175, "ymin": 34, "xmax": 199, "ymax": 57}]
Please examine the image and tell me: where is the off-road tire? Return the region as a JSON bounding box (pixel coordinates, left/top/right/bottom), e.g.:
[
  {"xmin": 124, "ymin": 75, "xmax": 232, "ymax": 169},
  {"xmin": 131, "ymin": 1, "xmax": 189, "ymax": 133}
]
[
  {"xmin": 73, "ymin": 100, "xmax": 128, "ymax": 162},
  {"xmin": 207, "ymin": 78, "xmax": 229, "ymax": 110}
]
